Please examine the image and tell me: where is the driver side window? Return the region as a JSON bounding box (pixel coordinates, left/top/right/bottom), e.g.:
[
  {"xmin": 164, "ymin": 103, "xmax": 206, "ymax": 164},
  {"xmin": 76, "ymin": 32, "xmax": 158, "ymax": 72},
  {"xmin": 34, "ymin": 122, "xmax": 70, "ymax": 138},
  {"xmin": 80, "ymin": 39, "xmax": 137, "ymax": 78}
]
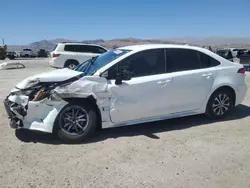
[{"xmin": 106, "ymin": 49, "xmax": 165, "ymax": 80}]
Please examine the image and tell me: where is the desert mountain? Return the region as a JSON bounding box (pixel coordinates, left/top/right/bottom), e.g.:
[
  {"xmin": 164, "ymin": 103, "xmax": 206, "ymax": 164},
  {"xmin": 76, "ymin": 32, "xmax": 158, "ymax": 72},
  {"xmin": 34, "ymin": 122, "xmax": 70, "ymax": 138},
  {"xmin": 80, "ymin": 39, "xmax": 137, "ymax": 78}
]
[{"xmin": 8, "ymin": 37, "xmax": 250, "ymax": 52}]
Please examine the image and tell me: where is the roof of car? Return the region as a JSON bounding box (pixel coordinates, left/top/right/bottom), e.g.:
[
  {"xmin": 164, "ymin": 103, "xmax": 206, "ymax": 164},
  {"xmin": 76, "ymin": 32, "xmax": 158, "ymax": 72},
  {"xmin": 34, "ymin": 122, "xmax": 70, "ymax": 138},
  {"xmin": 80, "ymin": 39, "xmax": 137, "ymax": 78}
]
[
  {"xmin": 118, "ymin": 44, "xmax": 205, "ymax": 52},
  {"xmin": 58, "ymin": 42, "xmax": 105, "ymax": 47}
]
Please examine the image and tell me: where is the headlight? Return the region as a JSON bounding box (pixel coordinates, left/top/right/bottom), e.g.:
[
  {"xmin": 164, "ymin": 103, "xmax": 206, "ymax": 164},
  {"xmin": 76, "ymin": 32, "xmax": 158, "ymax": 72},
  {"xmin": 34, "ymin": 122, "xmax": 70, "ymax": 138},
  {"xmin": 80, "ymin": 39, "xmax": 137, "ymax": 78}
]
[{"xmin": 33, "ymin": 90, "xmax": 47, "ymax": 101}]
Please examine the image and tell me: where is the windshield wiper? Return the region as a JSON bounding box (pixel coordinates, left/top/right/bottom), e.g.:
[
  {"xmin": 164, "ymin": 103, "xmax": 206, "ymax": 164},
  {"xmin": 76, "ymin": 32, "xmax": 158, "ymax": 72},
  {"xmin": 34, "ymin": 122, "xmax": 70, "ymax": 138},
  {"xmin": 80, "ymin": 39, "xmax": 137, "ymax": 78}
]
[{"xmin": 90, "ymin": 56, "xmax": 98, "ymax": 65}]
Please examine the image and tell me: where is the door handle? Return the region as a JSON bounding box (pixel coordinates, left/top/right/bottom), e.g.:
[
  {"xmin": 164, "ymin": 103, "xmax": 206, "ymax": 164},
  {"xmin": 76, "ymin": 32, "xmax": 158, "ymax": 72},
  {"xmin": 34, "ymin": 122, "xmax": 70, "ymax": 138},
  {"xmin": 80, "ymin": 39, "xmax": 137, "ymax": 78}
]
[
  {"xmin": 202, "ymin": 73, "xmax": 212, "ymax": 77},
  {"xmin": 157, "ymin": 79, "xmax": 171, "ymax": 84}
]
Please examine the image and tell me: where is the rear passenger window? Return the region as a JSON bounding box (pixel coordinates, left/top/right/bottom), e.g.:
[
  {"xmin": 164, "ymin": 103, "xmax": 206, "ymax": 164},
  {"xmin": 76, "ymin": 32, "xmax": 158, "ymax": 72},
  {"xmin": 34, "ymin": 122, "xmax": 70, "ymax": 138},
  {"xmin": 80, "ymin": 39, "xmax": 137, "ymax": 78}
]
[
  {"xmin": 199, "ymin": 52, "xmax": 220, "ymax": 68},
  {"xmin": 166, "ymin": 49, "xmax": 200, "ymax": 72},
  {"xmin": 64, "ymin": 45, "xmax": 75, "ymax": 52}
]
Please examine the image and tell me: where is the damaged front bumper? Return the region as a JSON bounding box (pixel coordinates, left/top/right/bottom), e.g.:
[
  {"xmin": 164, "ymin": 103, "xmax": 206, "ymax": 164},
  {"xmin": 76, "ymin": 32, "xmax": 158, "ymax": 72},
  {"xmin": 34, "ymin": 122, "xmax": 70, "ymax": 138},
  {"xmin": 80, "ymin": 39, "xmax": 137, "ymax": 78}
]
[
  {"xmin": 4, "ymin": 99, "xmax": 23, "ymax": 129},
  {"xmin": 4, "ymin": 94, "xmax": 67, "ymax": 133}
]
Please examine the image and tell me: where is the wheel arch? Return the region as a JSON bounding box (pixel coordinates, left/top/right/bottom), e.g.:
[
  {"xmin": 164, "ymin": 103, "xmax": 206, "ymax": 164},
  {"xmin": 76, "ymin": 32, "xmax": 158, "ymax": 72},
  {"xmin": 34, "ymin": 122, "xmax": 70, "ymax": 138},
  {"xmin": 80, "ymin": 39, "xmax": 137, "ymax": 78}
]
[
  {"xmin": 64, "ymin": 59, "xmax": 80, "ymax": 67},
  {"xmin": 206, "ymin": 85, "xmax": 236, "ymax": 108},
  {"xmin": 54, "ymin": 96, "xmax": 102, "ymax": 132}
]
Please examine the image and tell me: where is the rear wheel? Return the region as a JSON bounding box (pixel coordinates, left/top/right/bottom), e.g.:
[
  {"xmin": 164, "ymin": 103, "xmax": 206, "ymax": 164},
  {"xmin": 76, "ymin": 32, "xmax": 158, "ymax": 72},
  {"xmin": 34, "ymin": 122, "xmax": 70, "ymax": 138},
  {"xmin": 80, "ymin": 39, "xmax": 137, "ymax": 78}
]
[
  {"xmin": 55, "ymin": 102, "xmax": 97, "ymax": 144},
  {"xmin": 64, "ymin": 60, "xmax": 79, "ymax": 70},
  {"xmin": 205, "ymin": 89, "xmax": 234, "ymax": 119}
]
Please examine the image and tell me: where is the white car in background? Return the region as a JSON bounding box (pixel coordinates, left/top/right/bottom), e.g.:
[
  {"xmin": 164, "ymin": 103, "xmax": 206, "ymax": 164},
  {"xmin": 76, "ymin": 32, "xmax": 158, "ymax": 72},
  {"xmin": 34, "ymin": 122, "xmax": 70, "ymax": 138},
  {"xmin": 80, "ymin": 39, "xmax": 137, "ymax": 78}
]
[
  {"xmin": 229, "ymin": 48, "xmax": 239, "ymax": 58},
  {"xmin": 4, "ymin": 44, "xmax": 247, "ymax": 143},
  {"xmin": 20, "ymin": 49, "xmax": 36, "ymax": 57},
  {"xmin": 49, "ymin": 43, "xmax": 107, "ymax": 69}
]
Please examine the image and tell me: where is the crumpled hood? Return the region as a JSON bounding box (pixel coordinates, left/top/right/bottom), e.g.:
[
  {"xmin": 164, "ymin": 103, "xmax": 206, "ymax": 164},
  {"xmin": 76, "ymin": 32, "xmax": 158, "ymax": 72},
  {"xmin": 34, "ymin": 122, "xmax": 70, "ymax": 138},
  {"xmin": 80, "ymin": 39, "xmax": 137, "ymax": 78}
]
[
  {"xmin": 54, "ymin": 76, "xmax": 108, "ymax": 98},
  {"xmin": 15, "ymin": 68, "xmax": 82, "ymax": 89}
]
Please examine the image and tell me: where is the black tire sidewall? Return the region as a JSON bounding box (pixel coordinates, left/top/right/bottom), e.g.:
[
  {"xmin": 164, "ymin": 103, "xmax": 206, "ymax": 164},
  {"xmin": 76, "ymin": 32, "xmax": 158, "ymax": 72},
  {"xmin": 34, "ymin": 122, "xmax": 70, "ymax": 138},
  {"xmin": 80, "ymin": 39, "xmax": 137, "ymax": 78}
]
[
  {"xmin": 56, "ymin": 102, "xmax": 97, "ymax": 144},
  {"xmin": 206, "ymin": 90, "xmax": 234, "ymax": 119}
]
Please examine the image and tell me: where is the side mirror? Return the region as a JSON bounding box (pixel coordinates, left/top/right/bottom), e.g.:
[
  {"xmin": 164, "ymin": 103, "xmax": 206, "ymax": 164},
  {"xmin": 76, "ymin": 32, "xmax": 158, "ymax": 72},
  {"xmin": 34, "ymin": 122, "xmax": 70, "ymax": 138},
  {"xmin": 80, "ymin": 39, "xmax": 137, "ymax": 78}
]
[{"xmin": 115, "ymin": 69, "xmax": 131, "ymax": 85}]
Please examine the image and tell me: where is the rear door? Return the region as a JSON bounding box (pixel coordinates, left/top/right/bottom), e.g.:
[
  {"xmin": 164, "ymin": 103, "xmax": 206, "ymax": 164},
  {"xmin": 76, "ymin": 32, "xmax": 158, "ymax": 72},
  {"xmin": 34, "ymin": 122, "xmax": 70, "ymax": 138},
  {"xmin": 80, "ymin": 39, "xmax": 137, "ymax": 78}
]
[{"xmin": 165, "ymin": 48, "xmax": 216, "ymax": 113}]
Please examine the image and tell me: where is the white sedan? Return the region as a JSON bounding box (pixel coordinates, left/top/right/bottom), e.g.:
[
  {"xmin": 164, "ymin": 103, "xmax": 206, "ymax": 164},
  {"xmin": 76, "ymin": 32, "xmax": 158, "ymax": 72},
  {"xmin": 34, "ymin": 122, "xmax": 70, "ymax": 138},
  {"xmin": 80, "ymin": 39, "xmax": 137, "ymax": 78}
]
[{"xmin": 4, "ymin": 44, "xmax": 247, "ymax": 143}]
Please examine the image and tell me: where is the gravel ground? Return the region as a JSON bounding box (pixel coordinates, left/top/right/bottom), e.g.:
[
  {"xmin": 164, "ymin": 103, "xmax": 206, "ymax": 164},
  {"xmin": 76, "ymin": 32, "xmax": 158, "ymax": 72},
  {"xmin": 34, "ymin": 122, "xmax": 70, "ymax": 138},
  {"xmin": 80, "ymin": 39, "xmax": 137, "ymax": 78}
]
[{"xmin": 0, "ymin": 58, "xmax": 250, "ymax": 188}]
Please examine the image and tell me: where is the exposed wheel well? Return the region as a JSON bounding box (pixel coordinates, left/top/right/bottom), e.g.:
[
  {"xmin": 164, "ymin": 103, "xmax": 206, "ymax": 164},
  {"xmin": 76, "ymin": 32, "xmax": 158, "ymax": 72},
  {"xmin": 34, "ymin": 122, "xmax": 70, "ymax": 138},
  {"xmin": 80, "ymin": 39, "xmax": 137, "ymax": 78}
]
[
  {"xmin": 61, "ymin": 97, "xmax": 102, "ymax": 131},
  {"xmin": 64, "ymin": 59, "xmax": 79, "ymax": 67},
  {"xmin": 210, "ymin": 86, "xmax": 236, "ymax": 106}
]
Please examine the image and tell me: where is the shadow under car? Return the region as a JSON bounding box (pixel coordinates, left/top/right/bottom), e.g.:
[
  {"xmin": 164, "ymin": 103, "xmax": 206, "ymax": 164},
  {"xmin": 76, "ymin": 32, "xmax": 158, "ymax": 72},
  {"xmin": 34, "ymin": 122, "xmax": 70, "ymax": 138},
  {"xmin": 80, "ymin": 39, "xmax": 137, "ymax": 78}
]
[{"xmin": 14, "ymin": 104, "xmax": 250, "ymax": 145}]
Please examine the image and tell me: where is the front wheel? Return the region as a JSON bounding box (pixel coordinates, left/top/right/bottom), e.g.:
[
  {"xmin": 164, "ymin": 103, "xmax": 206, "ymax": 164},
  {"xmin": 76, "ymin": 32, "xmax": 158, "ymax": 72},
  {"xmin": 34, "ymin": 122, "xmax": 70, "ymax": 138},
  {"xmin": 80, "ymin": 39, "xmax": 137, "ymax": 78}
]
[
  {"xmin": 205, "ymin": 89, "xmax": 234, "ymax": 119},
  {"xmin": 55, "ymin": 103, "xmax": 97, "ymax": 144}
]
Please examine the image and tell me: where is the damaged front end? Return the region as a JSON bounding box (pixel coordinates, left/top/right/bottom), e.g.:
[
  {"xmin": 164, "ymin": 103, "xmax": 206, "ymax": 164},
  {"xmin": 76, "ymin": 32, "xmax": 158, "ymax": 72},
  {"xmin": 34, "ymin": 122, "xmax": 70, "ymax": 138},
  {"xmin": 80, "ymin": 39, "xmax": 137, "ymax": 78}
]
[
  {"xmin": 4, "ymin": 73, "xmax": 82, "ymax": 133},
  {"xmin": 5, "ymin": 93, "xmax": 29, "ymax": 126}
]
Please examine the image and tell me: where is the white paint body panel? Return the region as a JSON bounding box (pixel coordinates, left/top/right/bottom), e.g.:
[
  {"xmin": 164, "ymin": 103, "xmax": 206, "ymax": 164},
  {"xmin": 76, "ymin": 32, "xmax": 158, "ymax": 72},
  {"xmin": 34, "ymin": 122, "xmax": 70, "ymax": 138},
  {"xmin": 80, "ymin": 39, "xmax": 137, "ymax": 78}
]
[
  {"xmin": 7, "ymin": 94, "xmax": 67, "ymax": 132},
  {"xmin": 0, "ymin": 62, "xmax": 25, "ymax": 70},
  {"xmin": 108, "ymin": 73, "xmax": 175, "ymax": 123},
  {"xmin": 169, "ymin": 68, "xmax": 215, "ymax": 113},
  {"xmin": 6, "ymin": 44, "xmax": 247, "ymax": 133}
]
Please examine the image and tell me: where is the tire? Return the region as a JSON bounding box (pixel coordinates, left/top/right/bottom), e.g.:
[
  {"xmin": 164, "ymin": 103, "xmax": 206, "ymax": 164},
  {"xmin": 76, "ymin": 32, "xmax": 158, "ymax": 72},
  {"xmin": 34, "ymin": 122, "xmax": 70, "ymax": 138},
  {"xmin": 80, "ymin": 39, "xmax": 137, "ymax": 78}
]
[
  {"xmin": 55, "ymin": 102, "xmax": 97, "ymax": 144},
  {"xmin": 64, "ymin": 60, "xmax": 79, "ymax": 70},
  {"xmin": 205, "ymin": 89, "xmax": 234, "ymax": 119}
]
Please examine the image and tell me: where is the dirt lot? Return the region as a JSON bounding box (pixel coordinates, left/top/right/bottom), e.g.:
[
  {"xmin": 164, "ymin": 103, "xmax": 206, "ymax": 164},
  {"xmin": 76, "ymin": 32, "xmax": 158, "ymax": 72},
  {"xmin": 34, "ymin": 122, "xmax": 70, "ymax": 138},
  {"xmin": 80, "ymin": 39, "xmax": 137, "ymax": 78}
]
[{"xmin": 0, "ymin": 58, "xmax": 250, "ymax": 188}]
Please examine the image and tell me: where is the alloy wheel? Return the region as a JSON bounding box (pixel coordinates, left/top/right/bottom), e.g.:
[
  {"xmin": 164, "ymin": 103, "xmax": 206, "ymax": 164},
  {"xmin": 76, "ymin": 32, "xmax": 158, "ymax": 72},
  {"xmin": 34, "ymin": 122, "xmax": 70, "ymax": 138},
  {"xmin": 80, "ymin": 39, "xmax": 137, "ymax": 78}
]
[
  {"xmin": 212, "ymin": 94, "xmax": 230, "ymax": 115},
  {"xmin": 60, "ymin": 105, "xmax": 89, "ymax": 135},
  {"xmin": 68, "ymin": 64, "xmax": 76, "ymax": 70}
]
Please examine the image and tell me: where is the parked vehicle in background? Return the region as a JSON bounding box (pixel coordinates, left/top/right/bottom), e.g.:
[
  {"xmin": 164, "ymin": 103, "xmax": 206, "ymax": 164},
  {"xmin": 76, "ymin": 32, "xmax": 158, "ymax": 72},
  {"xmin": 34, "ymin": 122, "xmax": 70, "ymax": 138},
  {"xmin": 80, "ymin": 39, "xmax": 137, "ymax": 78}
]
[
  {"xmin": 0, "ymin": 45, "xmax": 7, "ymax": 60},
  {"xmin": 46, "ymin": 51, "xmax": 50, "ymax": 57},
  {"xmin": 49, "ymin": 43, "xmax": 107, "ymax": 69},
  {"xmin": 229, "ymin": 48, "xmax": 239, "ymax": 58},
  {"xmin": 4, "ymin": 44, "xmax": 247, "ymax": 143},
  {"xmin": 237, "ymin": 49, "xmax": 246, "ymax": 58},
  {"xmin": 239, "ymin": 53, "xmax": 250, "ymax": 71},
  {"xmin": 6, "ymin": 51, "xmax": 16, "ymax": 59},
  {"xmin": 20, "ymin": 49, "xmax": 36, "ymax": 58},
  {"xmin": 216, "ymin": 49, "xmax": 234, "ymax": 62},
  {"xmin": 37, "ymin": 49, "xmax": 48, "ymax": 57},
  {"xmin": 13, "ymin": 51, "xmax": 19, "ymax": 58}
]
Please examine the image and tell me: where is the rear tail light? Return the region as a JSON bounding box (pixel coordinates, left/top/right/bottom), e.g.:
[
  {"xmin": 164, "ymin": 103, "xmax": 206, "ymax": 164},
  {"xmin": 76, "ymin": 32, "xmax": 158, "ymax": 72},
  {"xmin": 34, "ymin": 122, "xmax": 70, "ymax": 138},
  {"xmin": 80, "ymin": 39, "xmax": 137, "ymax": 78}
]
[
  {"xmin": 52, "ymin": 53, "xmax": 60, "ymax": 57},
  {"xmin": 237, "ymin": 68, "xmax": 246, "ymax": 74}
]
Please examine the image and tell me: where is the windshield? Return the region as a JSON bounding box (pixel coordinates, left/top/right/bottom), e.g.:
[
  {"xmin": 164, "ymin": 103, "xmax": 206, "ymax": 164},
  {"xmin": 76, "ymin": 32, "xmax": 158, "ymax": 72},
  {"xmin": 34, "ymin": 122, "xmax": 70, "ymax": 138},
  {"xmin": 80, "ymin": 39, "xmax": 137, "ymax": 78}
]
[{"xmin": 75, "ymin": 49, "xmax": 131, "ymax": 75}]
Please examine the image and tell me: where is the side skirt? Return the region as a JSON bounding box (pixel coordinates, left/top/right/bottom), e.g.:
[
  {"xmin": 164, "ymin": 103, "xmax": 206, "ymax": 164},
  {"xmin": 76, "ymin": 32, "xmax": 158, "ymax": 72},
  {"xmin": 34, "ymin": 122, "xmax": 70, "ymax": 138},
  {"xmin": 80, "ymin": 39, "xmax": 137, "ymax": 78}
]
[{"xmin": 102, "ymin": 110, "xmax": 203, "ymax": 129}]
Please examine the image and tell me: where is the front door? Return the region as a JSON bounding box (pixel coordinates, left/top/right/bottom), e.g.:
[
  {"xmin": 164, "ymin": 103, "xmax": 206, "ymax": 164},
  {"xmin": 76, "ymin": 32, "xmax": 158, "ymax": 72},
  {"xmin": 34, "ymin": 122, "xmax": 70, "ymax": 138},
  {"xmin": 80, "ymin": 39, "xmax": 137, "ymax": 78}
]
[
  {"xmin": 106, "ymin": 49, "xmax": 175, "ymax": 124},
  {"xmin": 108, "ymin": 73, "xmax": 174, "ymax": 123}
]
